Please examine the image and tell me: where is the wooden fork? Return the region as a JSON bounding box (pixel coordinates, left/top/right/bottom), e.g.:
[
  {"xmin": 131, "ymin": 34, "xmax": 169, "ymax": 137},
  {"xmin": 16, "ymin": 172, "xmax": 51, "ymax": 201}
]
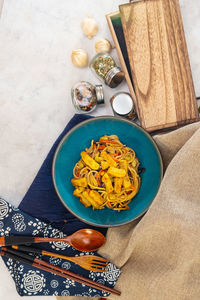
[{"xmin": 12, "ymin": 245, "xmax": 108, "ymax": 272}]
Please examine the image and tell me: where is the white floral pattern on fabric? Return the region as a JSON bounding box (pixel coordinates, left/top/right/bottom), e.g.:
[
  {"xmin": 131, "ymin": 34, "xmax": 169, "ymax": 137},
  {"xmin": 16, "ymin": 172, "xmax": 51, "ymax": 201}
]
[
  {"xmin": 12, "ymin": 213, "xmax": 26, "ymax": 232},
  {"xmin": 17, "ymin": 264, "xmax": 24, "ymax": 274},
  {"xmin": 104, "ymin": 263, "xmax": 121, "ymax": 283},
  {"xmin": 49, "ymin": 257, "xmax": 62, "ymax": 266},
  {"xmin": 77, "ymin": 251, "xmax": 95, "ymax": 256},
  {"xmin": 53, "ymin": 290, "xmax": 59, "ymax": 296},
  {"xmin": 44, "ymin": 289, "xmax": 50, "ymax": 295},
  {"xmin": 82, "ymin": 292, "xmax": 90, "ymax": 297},
  {"xmin": 61, "ymin": 289, "xmax": 70, "ymax": 296},
  {"xmin": 0, "ymin": 225, "xmax": 11, "ymax": 236},
  {"xmin": 50, "ymin": 279, "xmax": 59, "ymax": 288},
  {"xmin": 22, "ymin": 270, "xmax": 46, "ymax": 295},
  {"xmin": 62, "ymin": 262, "xmax": 71, "ymax": 270},
  {"xmin": 27, "ymin": 220, "xmax": 45, "ymax": 236},
  {"xmin": 6, "ymin": 258, "xmax": 15, "ymax": 278},
  {"xmin": 0, "ymin": 199, "xmax": 9, "ymax": 219},
  {"xmin": 87, "ymin": 287, "xmax": 102, "ymax": 297},
  {"xmin": 96, "ymin": 278, "xmax": 105, "ymax": 285},
  {"xmin": 64, "ymin": 278, "xmax": 76, "ymax": 288},
  {"xmin": 0, "ymin": 198, "xmax": 12, "ymax": 220}
]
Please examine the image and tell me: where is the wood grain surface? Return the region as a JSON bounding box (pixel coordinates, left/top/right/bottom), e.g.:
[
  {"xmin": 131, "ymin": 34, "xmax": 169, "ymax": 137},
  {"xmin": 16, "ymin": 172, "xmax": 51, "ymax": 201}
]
[{"xmin": 120, "ymin": 0, "xmax": 199, "ymax": 132}]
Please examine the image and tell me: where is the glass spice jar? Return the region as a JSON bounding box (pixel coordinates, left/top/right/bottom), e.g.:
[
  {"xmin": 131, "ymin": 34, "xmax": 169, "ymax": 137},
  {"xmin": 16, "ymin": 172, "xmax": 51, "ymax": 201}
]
[
  {"xmin": 89, "ymin": 52, "xmax": 125, "ymax": 88},
  {"xmin": 110, "ymin": 92, "xmax": 137, "ymax": 121},
  {"xmin": 71, "ymin": 81, "xmax": 104, "ymax": 113}
]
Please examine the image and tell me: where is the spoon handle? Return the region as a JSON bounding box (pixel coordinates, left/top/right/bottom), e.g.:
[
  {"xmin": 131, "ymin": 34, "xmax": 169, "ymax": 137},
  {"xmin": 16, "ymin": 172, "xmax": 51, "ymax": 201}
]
[
  {"xmin": 0, "ymin": 236, "xmax": 70, "ymax": 247},
  {"xmin": 34, "ymin": 237, "xmax": 70, "ymax": 243}
]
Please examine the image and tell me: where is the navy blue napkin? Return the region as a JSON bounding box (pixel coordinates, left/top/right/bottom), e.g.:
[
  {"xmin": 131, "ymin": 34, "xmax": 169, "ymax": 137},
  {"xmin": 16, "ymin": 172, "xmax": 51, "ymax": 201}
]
[
  {"xmin": 1, "ymin": 114, "xmax": 121, "ymax": 297},
  {"xmin": 19, "ymin": 114, "xmax": 106, "ymax": 236}
]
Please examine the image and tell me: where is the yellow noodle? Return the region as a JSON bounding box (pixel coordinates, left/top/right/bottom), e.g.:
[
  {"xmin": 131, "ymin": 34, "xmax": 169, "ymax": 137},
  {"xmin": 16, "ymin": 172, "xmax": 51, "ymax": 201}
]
[{"xmin": 71, "ymin": 135, "xmax": 141, "ymax": 211}]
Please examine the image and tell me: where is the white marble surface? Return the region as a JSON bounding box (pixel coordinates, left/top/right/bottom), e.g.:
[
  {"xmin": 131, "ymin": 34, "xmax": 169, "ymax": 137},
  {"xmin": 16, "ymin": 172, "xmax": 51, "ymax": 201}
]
[{"xmin": 0, "ymin": 0, "xmax": 199, "ymax": 299}]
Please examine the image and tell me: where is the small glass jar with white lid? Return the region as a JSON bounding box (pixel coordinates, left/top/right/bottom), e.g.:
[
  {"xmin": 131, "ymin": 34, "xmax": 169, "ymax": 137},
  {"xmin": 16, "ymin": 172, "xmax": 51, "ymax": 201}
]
[{"xmin": 110, "ymin": 92, "xmax": 137, "ymax": 121}]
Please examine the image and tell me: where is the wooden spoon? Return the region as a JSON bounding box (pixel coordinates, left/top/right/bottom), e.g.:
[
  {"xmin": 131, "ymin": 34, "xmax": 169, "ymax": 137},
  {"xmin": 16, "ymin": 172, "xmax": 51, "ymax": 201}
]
[{"xmin": 0, "ymin": 229, "xmax": 106, "ymax": 252}]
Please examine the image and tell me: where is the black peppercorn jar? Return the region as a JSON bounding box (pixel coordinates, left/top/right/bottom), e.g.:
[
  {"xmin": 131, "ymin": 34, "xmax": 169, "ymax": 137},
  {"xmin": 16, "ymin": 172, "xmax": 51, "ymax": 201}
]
[
  {"xmin": 71, "ymin": 81, "xmax": 104, "ymax": 113},
  {"xmin": 89, "ymin": 53, "xmax": 125, "ymax": 88}
]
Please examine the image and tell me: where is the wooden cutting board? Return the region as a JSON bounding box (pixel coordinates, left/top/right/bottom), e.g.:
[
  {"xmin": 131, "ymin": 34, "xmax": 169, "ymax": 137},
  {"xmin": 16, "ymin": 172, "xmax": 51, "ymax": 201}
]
[{"xmin": 119, "ymin": 0, "xmax": 199, "ymax": 132}]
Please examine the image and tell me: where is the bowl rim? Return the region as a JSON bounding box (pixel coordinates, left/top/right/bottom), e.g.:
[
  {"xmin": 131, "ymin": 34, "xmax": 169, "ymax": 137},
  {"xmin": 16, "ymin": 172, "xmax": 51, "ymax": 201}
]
[{"xmin": 52, "ymin": 116, "xmax": 163, "ymax": 227}]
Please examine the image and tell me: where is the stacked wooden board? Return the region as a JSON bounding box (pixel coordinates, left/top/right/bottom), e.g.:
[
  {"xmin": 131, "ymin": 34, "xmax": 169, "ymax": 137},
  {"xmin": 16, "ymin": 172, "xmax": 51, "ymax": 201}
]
[{"xmin": 107, "ymin": 0, "xmax": 199, "ymax": 132}]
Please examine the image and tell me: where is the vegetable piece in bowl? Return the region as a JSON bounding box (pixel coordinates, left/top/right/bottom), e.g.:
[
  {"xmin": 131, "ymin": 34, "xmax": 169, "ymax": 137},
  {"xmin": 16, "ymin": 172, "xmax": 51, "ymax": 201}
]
[{"xmin": 71, "ymin": 135, "xmax": 141, "ymax": 212}]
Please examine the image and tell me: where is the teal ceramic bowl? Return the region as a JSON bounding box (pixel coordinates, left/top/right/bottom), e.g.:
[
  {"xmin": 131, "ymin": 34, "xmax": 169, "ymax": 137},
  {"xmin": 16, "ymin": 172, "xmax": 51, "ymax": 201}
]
[{"xmin": 52, "ymin": 117, "xmax": 163, "ymax": 227}]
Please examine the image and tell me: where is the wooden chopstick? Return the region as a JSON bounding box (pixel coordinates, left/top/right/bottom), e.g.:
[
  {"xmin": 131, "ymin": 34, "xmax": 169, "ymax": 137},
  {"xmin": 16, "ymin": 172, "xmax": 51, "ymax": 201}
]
[{"xmin": 1, "ymin": 247, "xmax": 121, "ymax": 296}]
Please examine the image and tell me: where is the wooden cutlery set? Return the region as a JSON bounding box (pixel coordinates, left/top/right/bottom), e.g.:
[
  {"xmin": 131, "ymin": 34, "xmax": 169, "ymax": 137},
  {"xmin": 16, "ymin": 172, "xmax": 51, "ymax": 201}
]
[{"xmin": 0, "ymin": 229, "xmax": 121, "ymax": 296}]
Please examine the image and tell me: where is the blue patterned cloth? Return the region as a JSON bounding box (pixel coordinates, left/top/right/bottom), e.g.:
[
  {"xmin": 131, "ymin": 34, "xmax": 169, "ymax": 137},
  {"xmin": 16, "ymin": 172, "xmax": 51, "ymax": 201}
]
[{"xmin": 1, "ymin": 115, "xmax": 121, "ymax": 297}]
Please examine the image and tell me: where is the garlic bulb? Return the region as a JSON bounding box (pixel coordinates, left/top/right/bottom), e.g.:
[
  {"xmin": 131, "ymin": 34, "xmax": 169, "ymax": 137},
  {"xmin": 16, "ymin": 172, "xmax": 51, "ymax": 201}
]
[
  {"xmin": 95, "ymin": 38, "xmax": 112, "ymax": 53},
  {"xmin": 81, "ymin": 16, "xmax": 98, "ymax": 39},
  {"xmin": 71, "ymin": 49, "xmax": 88, "ymax": 68}
]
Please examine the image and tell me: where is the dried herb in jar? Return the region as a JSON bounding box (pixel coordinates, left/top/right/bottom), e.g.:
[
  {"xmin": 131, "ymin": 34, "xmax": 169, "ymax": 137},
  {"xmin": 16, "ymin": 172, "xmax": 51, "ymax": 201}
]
[
  {"xmin": 90, "ymin": 52, "xmax": 125, "ymax": 88},
  {"xmin": 92, "ymin": 54, "xmax": 115, "ymax": 79}
]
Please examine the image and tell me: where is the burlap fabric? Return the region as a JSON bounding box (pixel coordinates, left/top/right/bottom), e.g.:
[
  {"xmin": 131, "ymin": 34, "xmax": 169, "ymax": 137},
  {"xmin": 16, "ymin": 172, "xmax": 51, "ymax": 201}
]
[{"xmin": 58, "ymin": 122, "xmax": 200, "ymax": 300}]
